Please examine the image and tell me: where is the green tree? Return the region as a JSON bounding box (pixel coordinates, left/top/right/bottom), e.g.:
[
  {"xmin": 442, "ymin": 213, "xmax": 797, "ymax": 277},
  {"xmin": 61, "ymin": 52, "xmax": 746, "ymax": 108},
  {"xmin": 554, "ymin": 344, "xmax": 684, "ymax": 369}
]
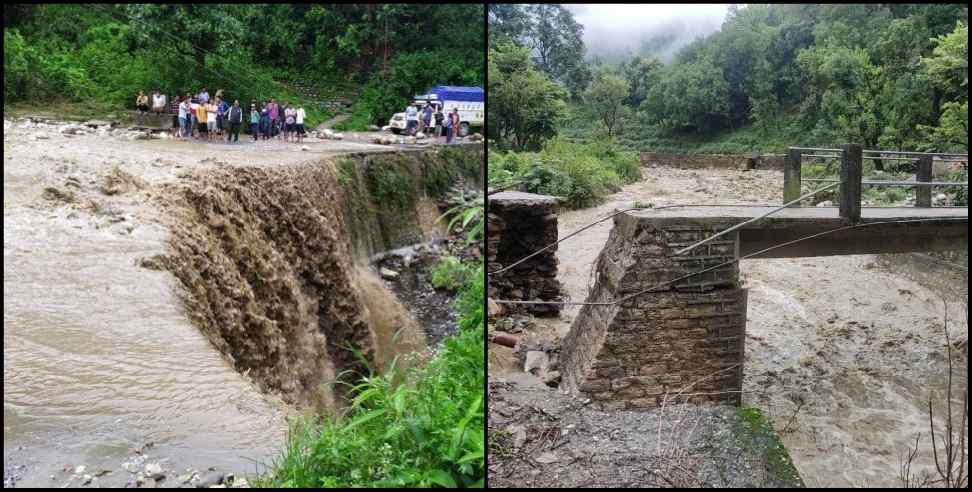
[
  {"xmin": 642, "ymin": 58, "xmax": 730, "ymax": 133},
  {"xmin": 922, "ymin": 21, "xmax": 969, "ymax": 102},
  {"xmin": 490, "ymin": 4, "xmax": 591, "ymax": 98},
  {"xmin": 584, "ymin": 69, "xmax": 629, "ymax": 137},
  {"xmin": 488, "ymin": 43, "xmax": 567, "ymax": 150},
  {"xmin": 618, "ymin": 56, "xmax": 662, "ymax": 108},
  {"xmin": 487, "ymin": 4, "xmax": 528, "ymax": 49},
  {"xmin": 125, "ymin": 4, "xmax": 247, "ymax": 82}
]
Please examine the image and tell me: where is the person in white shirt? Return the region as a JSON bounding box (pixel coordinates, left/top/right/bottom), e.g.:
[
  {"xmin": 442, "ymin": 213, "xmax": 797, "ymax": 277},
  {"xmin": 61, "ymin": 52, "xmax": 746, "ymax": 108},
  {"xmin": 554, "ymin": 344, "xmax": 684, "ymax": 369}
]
[
  {"xmin": 206, "ymin": 100, "xmax": 218, "ymax": 142},
  {"xmin": 152, "ymin": 90, "xmax": 166, "ymax": 115},
  {"xmin": 178, "ymin": 97, "xmax": 190, "ymax": 139},
  {"xmin": 295, "ymin": 104, "xmax": 306, "ymax": 144},
  {"xmin": 405, "ymin": 104, "xmax": 418, "ymax": 136}
]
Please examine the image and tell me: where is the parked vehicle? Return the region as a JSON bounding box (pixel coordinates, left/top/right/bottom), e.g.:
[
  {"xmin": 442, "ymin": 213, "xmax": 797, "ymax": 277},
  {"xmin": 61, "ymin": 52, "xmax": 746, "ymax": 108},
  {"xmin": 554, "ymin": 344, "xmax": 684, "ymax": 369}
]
[{"xmin": 389, "ymin": 86, "xmax": 484, "ymax": 136}]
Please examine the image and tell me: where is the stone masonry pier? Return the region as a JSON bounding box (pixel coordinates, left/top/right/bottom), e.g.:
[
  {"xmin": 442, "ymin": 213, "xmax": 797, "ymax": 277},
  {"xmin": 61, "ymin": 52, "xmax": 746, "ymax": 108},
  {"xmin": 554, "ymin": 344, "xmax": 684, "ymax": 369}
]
[
  {"xmin": 561, "ymin": 206, "xmax": 967, "ymax": 410},
  {"xmin": 487, "ymin": 191, "xmax": 564, "ymax": 316}
]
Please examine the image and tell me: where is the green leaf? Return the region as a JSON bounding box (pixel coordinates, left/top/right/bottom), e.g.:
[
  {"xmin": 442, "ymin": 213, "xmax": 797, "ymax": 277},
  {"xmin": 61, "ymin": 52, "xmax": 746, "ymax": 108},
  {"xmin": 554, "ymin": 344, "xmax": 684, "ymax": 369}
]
[
  {"xmin": 342, "ymin": 408, "xmax": 387, "ymax": 433},
  {"xmin": 427, "ymin": 469, "xmax": 457, "ymax": 488}
]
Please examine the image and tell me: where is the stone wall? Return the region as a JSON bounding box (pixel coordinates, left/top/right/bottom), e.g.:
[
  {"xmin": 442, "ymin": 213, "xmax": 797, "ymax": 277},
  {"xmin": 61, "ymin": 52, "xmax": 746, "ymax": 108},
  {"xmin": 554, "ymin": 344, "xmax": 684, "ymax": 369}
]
[
  {"xmin": 561, "ymin": 211, "xmax": 747, "ymax": 410},
  {"xmin": 641, "ymin": 152, "xmax": 785, "ymax": 171},
  {"xmin": 487, "ymin": 191, "xmax": 564, "ymax": 316}
]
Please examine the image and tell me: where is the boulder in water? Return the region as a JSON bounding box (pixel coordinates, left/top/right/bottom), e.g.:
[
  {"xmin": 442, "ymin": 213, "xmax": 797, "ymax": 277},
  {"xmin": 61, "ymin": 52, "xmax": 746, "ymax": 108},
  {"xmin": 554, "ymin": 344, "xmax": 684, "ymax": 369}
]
[
  {"xmin": 60, "ymin": 124, "xmax": 87, "ymax": 135},
  {"xmin": 380, "ymin": 267, "xmax": 399, "ymax": 280}
]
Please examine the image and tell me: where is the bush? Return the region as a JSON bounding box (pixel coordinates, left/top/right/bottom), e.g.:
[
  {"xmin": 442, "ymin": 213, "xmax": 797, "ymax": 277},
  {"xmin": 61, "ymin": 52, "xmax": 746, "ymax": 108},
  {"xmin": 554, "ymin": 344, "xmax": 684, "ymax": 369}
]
[
  {"xmin": 488, "ymin": 138, "xmax": 640, "ymax": 209},
  {"xmin": 430, "ymin": 257, "xmax": 472, "ymax": 291}
]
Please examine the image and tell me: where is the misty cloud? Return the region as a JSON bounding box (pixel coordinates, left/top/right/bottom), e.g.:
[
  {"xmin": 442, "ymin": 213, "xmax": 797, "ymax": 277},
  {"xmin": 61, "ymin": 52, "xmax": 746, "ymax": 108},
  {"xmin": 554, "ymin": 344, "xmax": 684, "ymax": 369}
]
[{"xmin": 565, "ymin": 4, "xmax": 730, "ymax": 64}]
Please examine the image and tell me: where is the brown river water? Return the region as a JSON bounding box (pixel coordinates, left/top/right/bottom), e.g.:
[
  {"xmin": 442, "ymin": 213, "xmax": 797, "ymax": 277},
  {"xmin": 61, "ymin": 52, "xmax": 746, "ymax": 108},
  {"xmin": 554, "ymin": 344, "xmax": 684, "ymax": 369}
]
[{"xmin": 3, "ymin": 119, "xmax": 456, "ymax": 487}]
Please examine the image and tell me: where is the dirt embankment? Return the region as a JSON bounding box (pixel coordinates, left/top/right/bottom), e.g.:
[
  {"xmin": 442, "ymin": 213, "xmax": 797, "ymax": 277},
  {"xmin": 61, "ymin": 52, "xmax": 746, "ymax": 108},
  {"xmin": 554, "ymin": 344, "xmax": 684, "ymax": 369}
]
[
  {"xmin": 153, "ymin": 146, "xmax": 484, "ymax": 409},
  {"xmin": 154, "ymin": 164, "xmax": 374, "ymax": 409}
]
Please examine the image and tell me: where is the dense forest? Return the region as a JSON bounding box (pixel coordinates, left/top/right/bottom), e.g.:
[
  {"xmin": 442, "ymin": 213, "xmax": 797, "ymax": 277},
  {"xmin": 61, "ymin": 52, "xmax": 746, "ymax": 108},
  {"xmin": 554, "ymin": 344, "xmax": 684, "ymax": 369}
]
[
  {"xmin": 489, "ymin": 4, "xmax": 968, "ymax": 154},
  {"xmin": 3, "ymin": 4, "xmax": 484, "ymax": 130}
]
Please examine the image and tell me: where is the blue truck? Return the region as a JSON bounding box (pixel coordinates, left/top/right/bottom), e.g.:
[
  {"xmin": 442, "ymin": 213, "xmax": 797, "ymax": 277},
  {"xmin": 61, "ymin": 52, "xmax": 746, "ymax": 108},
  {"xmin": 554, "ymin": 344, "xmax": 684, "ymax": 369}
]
[{"xmin": 388, "ymin": 86, "xmax": 484, "ymax": 136}]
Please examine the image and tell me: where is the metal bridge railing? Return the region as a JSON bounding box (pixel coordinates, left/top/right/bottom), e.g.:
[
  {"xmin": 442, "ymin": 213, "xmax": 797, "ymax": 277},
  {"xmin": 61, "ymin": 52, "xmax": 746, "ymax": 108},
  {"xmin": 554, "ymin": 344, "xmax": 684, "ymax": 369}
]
[{"xmin": 783, "ymin": 145, "xmax": 968, "ymax": 221}]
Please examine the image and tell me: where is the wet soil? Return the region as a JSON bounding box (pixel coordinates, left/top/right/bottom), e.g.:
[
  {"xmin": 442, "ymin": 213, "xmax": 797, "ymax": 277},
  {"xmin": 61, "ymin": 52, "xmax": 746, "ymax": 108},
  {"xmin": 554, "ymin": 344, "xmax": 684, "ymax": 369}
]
[{"xmin": 490, "ymin": 165, "xmax": 968, "ymax": 487}]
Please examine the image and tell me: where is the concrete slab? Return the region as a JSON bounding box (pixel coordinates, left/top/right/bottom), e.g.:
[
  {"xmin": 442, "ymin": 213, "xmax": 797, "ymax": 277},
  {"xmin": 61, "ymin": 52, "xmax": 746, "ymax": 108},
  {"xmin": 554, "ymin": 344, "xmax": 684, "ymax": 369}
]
[
  {"xmin": 622, "ymin": 206, "xmax": 967, "ymax": 258},
  {"xmin": 488, "ymin": 191, "xmax": 562, "ymax": 205}
]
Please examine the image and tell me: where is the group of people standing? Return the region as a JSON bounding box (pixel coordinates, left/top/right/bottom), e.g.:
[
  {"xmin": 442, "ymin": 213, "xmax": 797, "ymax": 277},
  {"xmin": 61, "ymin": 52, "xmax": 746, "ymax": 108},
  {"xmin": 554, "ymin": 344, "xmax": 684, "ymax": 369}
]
[
  {"xmin": 248, "ymin": 98, "xmax": 306, "ymax": 143},
  {"xmin": 137, "ymin": 87, "xmax": 305, "ymax": 144},
  {"xmin": 172, "ymin": 88, "xmax": 247, "ymax": 142},
  {"xmin": 405, "ymin": 103, "xmax": 461, "ymax": 143}
]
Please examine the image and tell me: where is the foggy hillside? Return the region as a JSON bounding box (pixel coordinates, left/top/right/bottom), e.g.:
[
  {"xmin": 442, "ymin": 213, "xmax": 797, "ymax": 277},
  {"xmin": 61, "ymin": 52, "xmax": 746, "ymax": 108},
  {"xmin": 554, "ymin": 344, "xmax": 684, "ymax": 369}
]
[{"xmin": 565, "ymin": 4, "xmax": 728, "ymax": 63}]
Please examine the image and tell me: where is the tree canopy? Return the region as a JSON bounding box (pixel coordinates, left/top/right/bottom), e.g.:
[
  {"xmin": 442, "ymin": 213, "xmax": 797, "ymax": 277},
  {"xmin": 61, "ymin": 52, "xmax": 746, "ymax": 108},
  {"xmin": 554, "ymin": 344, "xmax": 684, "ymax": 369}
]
[
  {"xmin": 3, "ymin": 4, "xmax": 484, "ymax": 129},
  {"xmin": 491, "ymin": 3, "xmax": 968, "ymax": 154}
]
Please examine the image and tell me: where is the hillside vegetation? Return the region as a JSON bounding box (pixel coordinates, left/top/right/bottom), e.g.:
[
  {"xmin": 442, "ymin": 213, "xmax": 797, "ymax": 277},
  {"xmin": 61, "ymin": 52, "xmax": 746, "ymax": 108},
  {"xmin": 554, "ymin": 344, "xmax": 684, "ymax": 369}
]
[
  {"xmin": 4, "ymin": 4, "xmax": 483, "ymax": 130},
  {"xmin": 489, "ymin": 4, "xmax": 967, "ymax": 156}
]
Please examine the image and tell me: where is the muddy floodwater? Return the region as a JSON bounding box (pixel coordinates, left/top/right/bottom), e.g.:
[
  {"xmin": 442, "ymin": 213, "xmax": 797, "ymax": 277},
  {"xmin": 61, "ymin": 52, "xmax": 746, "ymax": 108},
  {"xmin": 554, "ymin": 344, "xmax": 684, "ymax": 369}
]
[
  {"xmin": 4, "ymin": 207, "xmax": 290, "ymax": 485},
  {"xmin": 3, "ymin": 119, "xmax": 474, "ymax": 487},
  {"xmin": 508, "ymin": 165, "xmax": 967, "ymax": 488}
]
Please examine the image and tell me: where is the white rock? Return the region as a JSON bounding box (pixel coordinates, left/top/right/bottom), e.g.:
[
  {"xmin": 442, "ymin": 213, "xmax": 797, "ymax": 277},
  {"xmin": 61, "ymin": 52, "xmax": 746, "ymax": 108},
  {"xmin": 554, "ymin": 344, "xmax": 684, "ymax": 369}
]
[
  {"xmin": 816, "ymin": 200, "xmax": 833, "ymax": 207},
  {"xmin": 524, "ymin": 351, "xmax": 549, "ymax": 376},
  {"xmin": 380, "ymin": 267, "xmax": 399, "ymax": 280},
  {"xmin": 415, "ymin": 131, "xmax": 426, "ymax": 139},
  {"xmin": 936, "ymin": 193, "xmax": 947, "ymax": 201},
  {"xmin": 144, "ymin": 463, "xmax": 163, "ymax": 477},
  {"xmin": 301, "ymin": 145, "xmax": 310, "ymax": 151},
  {"xmin": 332, "ymin": 132, "xmax": 344, "ymax": 140},
  {"xmin": 322, "ymin": 129, "xmax": 335, "ymax": 138},
  {"xmin": 405, "ymin": 137, "xmax": 417, "ymax": 145},
  {"xmin": 381, "ymin": 125, "xmax": 391, "ymax": 131},
  {"xmin": 74, "ymin": 465, "xmax": 87, "ymax": 475},
  {"xmin": 534, "ymin": 451, "xmax": 559, "ymax": 464}
]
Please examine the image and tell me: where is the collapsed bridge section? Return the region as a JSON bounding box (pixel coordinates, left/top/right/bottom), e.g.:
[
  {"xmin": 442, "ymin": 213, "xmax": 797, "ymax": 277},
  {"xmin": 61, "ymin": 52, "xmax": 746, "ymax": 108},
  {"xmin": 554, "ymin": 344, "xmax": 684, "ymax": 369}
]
[{"xmin": 561, "ymin": 206, "xmax": 968, "ymax": 410}]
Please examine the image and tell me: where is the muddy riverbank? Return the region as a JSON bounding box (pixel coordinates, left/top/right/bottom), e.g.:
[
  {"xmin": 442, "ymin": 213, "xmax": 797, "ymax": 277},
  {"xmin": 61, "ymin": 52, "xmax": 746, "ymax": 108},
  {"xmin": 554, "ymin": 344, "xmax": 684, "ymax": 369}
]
[
  {"xmin": 489, "ymin": 164, "xmax": 967, "ymax": 487},
  {"xmin": 3, "ymin": 117, "xmax": 483, "ymax": 487}
]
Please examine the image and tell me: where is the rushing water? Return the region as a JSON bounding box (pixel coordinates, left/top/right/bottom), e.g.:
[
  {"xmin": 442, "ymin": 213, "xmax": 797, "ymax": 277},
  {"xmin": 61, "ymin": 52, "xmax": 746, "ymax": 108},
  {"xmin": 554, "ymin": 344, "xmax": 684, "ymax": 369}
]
[{"xmin": 3, "ymin": 206, "xmax": 291, "ymax": 485}]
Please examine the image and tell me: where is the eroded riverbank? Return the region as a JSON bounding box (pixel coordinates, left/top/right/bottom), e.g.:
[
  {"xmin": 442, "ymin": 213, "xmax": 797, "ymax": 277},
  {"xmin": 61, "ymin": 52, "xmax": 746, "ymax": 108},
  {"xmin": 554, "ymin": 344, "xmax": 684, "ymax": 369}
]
[{"xmin": 3, "ymin": 117, "xmax": 483, "ymax": 487}]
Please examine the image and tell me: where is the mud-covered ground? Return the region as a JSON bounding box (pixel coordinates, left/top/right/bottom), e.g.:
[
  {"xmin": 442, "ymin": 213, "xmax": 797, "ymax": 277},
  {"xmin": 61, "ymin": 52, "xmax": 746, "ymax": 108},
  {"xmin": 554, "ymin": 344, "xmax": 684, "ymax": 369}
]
[
  {"xmin": 489, "ymin": 164, "xmax": 968, "ymax": 488},
  {"xmin": 3, "ymin": 117, "xmax": 480, "ymax": 488},
  {"xmin": 488, "ymin": 373, "xmax": 803, "ymax": 488}
]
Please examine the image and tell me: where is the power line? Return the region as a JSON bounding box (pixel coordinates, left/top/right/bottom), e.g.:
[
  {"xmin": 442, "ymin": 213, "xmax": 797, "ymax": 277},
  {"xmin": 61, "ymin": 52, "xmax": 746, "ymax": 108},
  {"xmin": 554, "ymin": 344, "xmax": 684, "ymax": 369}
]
[
  {"xmin": 493, "ymin": 216, "xmax": 968, "ymax": 307},
  {"xmin": 672, "ymin": 181, "xmax": 841, "ymax": 256},
  {"xmin": 486, "ymin": 203, "xmax": 781, "ymax": 277}
]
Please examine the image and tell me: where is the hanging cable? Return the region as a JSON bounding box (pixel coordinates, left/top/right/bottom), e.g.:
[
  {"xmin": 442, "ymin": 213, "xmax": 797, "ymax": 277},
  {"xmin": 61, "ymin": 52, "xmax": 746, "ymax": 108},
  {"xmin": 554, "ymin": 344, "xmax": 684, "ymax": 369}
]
[{"xmin": 492, "ymin": 216, "xmax": 968, "ymax": 307}]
